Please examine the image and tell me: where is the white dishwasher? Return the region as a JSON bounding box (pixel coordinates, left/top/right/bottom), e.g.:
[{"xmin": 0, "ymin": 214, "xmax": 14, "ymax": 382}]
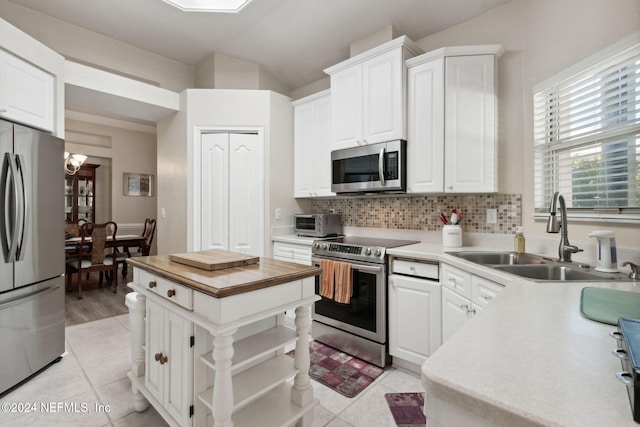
[{"xmin": 388, "ymin": 257, "xmax": 442, "ymax": 365}]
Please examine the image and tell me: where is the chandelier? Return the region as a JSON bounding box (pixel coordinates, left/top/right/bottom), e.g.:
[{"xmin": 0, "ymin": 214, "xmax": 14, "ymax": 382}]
[{"xmin": 64, "ymin": 152, "xmax": 87, "ymax": 175}]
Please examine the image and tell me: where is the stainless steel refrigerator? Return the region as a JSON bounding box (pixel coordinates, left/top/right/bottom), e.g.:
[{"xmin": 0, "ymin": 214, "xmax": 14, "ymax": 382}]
[{"xmin": 0, "ymin": 118, "xmax": 65, "ymax": 394}]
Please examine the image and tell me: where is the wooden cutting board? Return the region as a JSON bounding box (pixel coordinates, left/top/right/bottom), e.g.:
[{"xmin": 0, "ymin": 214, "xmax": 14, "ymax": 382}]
[{"xmin": 169, "ymin": 249, "xmax": 259, "ymax": 271}]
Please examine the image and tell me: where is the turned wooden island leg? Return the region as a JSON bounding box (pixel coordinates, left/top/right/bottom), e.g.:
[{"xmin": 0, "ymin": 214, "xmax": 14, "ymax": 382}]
[
  {"xmin": 291, "ymin": 304, "xmax": 314, "ymax": 426},
  {"xmin": 125, "ymin": 292, "xmax": 149, "ymax": 412},
  {"xmin": 211, "ymin": 328, "xmax": 237, "ymax": 427}
]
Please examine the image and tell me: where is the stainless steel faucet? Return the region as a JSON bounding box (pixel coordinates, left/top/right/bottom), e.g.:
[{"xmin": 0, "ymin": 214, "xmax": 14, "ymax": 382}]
[{"xmin": 546, "ymin": 192, "xmax": 583, "ymax": 262}]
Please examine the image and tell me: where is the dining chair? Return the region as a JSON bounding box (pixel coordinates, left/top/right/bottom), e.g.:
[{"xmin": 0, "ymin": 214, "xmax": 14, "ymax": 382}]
[
  {"xmin": 117, "ymin": 218, "xmax": 157, "ymax": 278},
  {"xmin": 65, "ymin": 221, "xmax": 118, "ymax": 299}
]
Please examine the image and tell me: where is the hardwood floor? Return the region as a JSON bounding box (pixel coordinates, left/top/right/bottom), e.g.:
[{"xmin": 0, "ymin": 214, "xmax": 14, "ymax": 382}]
[{"xmin": 64, "ymin": 268, "xmax": 133, "ymax": 326}]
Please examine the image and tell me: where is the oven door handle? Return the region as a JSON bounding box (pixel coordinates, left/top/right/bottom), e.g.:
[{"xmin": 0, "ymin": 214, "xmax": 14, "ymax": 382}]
[
  {"xmin": 350, "ymin": 263, "xmax": 383, "ymax": 274},
  {"xmin": 313, "ymin": 258, "xmax": 384, "ymax": 274}
]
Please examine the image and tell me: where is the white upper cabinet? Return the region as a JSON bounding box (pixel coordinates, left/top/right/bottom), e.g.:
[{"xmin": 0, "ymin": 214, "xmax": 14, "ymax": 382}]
[
  {"xmin": 406, "ymin": 45, "xmax": 503, "ymax": 193},
  {"xmin": 406, "ymin": 58, "xmax": 445, "ymax": 193},
  {"xmin": 0, "ymin": 49, "xmax": 54, "ymax": 132},
  {"xmin": 293, "ymin": 90, "xmax": 334, "ymax": 198},
  {"xmin": 325, "ymin": 36, "xmax": 421, "ymax": 151}
]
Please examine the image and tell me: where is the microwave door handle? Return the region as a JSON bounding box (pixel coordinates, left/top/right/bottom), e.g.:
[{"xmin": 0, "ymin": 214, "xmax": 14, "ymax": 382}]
[{"xmin": 378, "ymin": 147, "xmax": 385, "ymax": 185}]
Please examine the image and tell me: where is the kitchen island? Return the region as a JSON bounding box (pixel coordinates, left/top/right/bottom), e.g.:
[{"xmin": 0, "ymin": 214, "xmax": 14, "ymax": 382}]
[
  {"xmin": 387, "ymin": 243, "xmax": 640, "ymax": 427},
  {"xmin": 125, "ymin": 251, "xmax": 322, "ymax": 427}
]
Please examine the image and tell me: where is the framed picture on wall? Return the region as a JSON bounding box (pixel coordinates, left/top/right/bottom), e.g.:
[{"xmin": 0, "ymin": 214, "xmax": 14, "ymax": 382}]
[{"xmin": 123, "ymin": 173, "xmax": 153, "ymax": 196}]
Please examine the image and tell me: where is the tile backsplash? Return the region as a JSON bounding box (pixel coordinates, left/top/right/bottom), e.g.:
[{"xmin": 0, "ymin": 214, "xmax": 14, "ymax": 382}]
[{"xmin": 311, "ymin": 194, "xmax": 522, "ymax": 234}]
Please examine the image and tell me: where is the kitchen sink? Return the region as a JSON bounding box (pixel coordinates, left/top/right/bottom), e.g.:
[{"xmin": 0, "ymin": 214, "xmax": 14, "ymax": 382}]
[
  {"xmin": 492, "ymin": 264, "xmax": 617, "ymax": 281},
  {"xmin": 448, "ymin": 251, "xmax": 547, "ymax": 265},
  {"xmin": 448, "ymin": 251, "xmax": 631, "ymax": 282}
]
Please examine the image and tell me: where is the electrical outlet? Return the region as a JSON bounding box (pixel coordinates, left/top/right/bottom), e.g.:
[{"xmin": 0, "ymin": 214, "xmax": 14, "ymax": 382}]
[
  {"xmin": 486, "ymin": 209, "xmax": 497, "ymax": 224},
  {"xmin": 275, "ymin": 208, "xmax": 282, "ymax": 220},
  {"xmin": 161, "ymin": 207, "xmax": 166, "ymax": 219}
]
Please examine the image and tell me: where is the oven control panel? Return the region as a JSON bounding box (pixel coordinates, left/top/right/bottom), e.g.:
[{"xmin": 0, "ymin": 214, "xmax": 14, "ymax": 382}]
[{"xmin": 313, "ymin": 242, "xmax": 385, "ymax": 262}]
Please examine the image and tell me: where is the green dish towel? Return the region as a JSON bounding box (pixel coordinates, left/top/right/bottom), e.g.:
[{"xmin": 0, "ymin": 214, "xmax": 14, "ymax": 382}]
[{"xmin": 580, "ymin": 287, "xmax": 640, "ymax": 325}]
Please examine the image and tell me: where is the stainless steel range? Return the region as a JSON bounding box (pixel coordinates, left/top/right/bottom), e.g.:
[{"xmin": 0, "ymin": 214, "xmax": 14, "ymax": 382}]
[{"xmin": 311, "ymin": 236, "xmax": 418, "ymax": 367}]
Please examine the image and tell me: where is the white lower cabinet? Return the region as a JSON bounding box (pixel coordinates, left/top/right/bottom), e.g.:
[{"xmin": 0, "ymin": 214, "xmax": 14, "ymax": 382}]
[
  {"xmin": 388, "ymin": 258, "xmax": 441, "ymax": 365},
  {"xmin": 145, "ymin": 298, "xmax": 192, "ymax": 426},
  {"xmin": 441, "ymin": 263, "xmax": 504, "ymax": 343},
  {"xmin": 272, "ymin": 241, "xmax": 312, "ymax": 266}
]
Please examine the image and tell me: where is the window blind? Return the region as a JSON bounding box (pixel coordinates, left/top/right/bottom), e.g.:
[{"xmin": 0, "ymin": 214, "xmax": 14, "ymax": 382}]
[{"xmin": 533, "ymin": 40, "xmax": 640, "ymax": 214}]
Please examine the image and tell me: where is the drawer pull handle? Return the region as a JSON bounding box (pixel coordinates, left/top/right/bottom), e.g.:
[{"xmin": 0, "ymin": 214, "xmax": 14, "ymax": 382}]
[
  {"xmin": 459, "ymin": 304, "xmax": 468, "ymax": 310},
  {"xmin": 468, "ymin": 307, "xmax": 476, "ymax": 315},
  {"xmin": 616, "ymin": 371, "xmax": 633, "ymax": 385},
  {"xmin": 610, "ymin": 331, "xmax": 623, "ymax": 340},
  {"xmin": 481, "ymin": 295, "xmax": 493, "ymax": 301},
  {"xmin": 148, "ymin": 281, "xmax": 157, "ymax": 289},
  {"xmin": 167, "ymin": 289, "xmax": 176, "ymax": 298},
  {"xmin": 612, "ymin": 348, "xmax": 628, "ymax": 359},
  {"xmin": 155, "ymin": 352, "xmax": 168, "ymax": 365},
  {"xmin": 448, "ymin": 278, "xmax": 457, "ymax": 287}
]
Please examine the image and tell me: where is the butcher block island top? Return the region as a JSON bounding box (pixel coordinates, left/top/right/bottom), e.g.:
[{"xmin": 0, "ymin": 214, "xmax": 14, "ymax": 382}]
[{"xmin": 127, "ymin": 249, "xmax": 321, "ymax": 298}]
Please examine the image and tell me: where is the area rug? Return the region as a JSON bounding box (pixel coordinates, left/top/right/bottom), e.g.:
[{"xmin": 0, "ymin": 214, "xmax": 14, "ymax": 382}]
[
  {"xmin": 385, "ymin": 392, "xmax": 427, "ymax": 427},
  {"xmin": 286, "ymin": 340, "xmax": 384, "ymax": 398}
]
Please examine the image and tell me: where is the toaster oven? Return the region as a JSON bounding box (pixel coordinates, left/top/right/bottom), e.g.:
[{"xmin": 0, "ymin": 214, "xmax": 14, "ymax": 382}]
[{"xmin": 294, "ymin": 214, "xmax": 341, "ymax": 237}]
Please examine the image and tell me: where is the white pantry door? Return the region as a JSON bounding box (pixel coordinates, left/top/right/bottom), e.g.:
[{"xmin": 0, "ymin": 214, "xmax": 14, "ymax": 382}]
[{"xmin": 200, "ymin": 132, "xmax": 263, "ymax": 256}]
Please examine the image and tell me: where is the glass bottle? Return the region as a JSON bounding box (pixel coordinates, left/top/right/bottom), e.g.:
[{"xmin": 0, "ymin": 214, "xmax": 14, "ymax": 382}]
[{"xmin": 514, "ymin": 226, "xmax": 525, "ymax": 254}]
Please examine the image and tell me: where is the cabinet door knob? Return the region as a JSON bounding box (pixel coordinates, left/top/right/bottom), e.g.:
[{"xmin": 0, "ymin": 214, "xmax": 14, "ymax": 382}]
[
  {"xmin": 155, "ymin": 352, "xmax": 168, "ymax": 364},
  {"xmin": 148, "ymin": 281, "xmax": 157, "ymax": 288},
  {"xmin": 167, "ymin": 289, "xmax": 176, "ymax": 298}
]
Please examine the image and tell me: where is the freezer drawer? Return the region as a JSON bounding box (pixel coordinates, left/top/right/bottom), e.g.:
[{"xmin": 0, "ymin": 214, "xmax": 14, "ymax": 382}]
[{"xmin": 0, "ymin": 277, "xmax": 65, "ymax": 394}]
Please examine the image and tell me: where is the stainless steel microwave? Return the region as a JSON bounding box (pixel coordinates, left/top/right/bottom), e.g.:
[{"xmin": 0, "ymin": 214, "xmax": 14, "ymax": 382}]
[
  {"xmin": 331, "ymin": 140, "xmax": 406, "ymax": 194},
  {"xmin": 294, "ymin": 214, "xmax": 341, "ymax": 237}
]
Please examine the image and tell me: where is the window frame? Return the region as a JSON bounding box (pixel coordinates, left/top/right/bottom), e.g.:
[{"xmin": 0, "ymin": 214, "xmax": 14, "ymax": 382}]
[{"xmin": 532, "ymin": 32, "xmax": 640, "ymax": 223}]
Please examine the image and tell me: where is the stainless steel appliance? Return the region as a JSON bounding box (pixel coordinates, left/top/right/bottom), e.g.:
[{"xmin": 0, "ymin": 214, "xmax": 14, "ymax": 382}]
[
  {"xmin": 311, "ymin": 236, "xmax": 418, "ymax": 367},
  {"xmin": 294, "ymin": 213, "xmax": 341, "ymax": 237},
  {"xmin": 331, "ymin": 140, "xmax": 406, "ymax": 194},
  {"xmin": 0, "ymin": 119, "xmax": 65, "ymax": 394},
  {"xmin": 614, "ymin": 317, "xmax": 640, "ymax": 422}
]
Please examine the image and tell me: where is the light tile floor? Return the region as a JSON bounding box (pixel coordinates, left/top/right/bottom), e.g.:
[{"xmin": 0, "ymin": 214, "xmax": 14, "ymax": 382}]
[{"xmin": 0, "ymin": 314, "xmax": 423, "ymax": 426}]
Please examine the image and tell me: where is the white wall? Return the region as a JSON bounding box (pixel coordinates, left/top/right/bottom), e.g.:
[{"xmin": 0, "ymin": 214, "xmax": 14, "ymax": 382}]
[
  {"xmin": 0, "ymin": 0, "xmax": 194, "ymax": 92},
  {"xmin": 157, "ymin": 89, "xmax": 308, "ymax": 256},
  {"xmin": 413, "ymin": 0, "xmax": 640, "ymax": 248}
]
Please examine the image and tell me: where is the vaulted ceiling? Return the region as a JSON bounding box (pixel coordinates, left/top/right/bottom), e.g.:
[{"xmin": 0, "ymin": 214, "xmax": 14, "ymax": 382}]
[{"xmin": 8, "ymin": 0, "xmax": 511, "ymax": 91}]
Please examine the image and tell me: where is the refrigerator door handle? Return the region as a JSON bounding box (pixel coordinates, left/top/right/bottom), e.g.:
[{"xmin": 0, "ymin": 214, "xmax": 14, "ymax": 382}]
[
  {"xmin": 14, "ymin": 154, "xmax": 27, "ymax": 261},
  {"xmin": 4, "ymin": 153, "xmax": 19, "ymax": 262}
]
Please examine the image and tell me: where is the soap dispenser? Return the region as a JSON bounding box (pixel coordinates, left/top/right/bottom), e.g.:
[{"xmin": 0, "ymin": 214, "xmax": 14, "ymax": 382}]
[{"xmin": 587, "ymin": 230, "xmax": 618, "ymax": 272}]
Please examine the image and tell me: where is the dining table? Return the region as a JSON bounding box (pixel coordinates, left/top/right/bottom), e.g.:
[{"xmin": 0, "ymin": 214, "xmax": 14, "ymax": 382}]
[{"xmin": 65, "ymin": 234, "xmax": 145, "ymax": 257}]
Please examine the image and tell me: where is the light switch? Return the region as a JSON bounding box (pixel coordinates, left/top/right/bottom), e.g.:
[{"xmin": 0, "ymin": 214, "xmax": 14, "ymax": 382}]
[
  {"xmin": 275, "ymin": 208, "xmax": 282, "ymax": 220},
  {"xmin": 161, "ymin": 207, "xmax": 166, "ymax": 219}
]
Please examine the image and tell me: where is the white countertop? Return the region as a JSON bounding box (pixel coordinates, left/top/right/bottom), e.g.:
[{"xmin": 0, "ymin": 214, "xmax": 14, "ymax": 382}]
[{"xmin": 391, "ymin": 242, "xmax": 640, "ymax": 426}]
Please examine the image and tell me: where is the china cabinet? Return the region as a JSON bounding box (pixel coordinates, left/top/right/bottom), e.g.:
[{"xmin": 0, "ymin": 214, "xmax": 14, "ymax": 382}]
[{"xmin": 65, "ymin": 163, "xmax": 98, "ymax": 223}]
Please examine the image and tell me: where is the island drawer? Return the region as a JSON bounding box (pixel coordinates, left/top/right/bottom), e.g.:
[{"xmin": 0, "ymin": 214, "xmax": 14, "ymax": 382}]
[{"xmin": 138, "ymin": 269, "xmax": 193, "ymax": 310}]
